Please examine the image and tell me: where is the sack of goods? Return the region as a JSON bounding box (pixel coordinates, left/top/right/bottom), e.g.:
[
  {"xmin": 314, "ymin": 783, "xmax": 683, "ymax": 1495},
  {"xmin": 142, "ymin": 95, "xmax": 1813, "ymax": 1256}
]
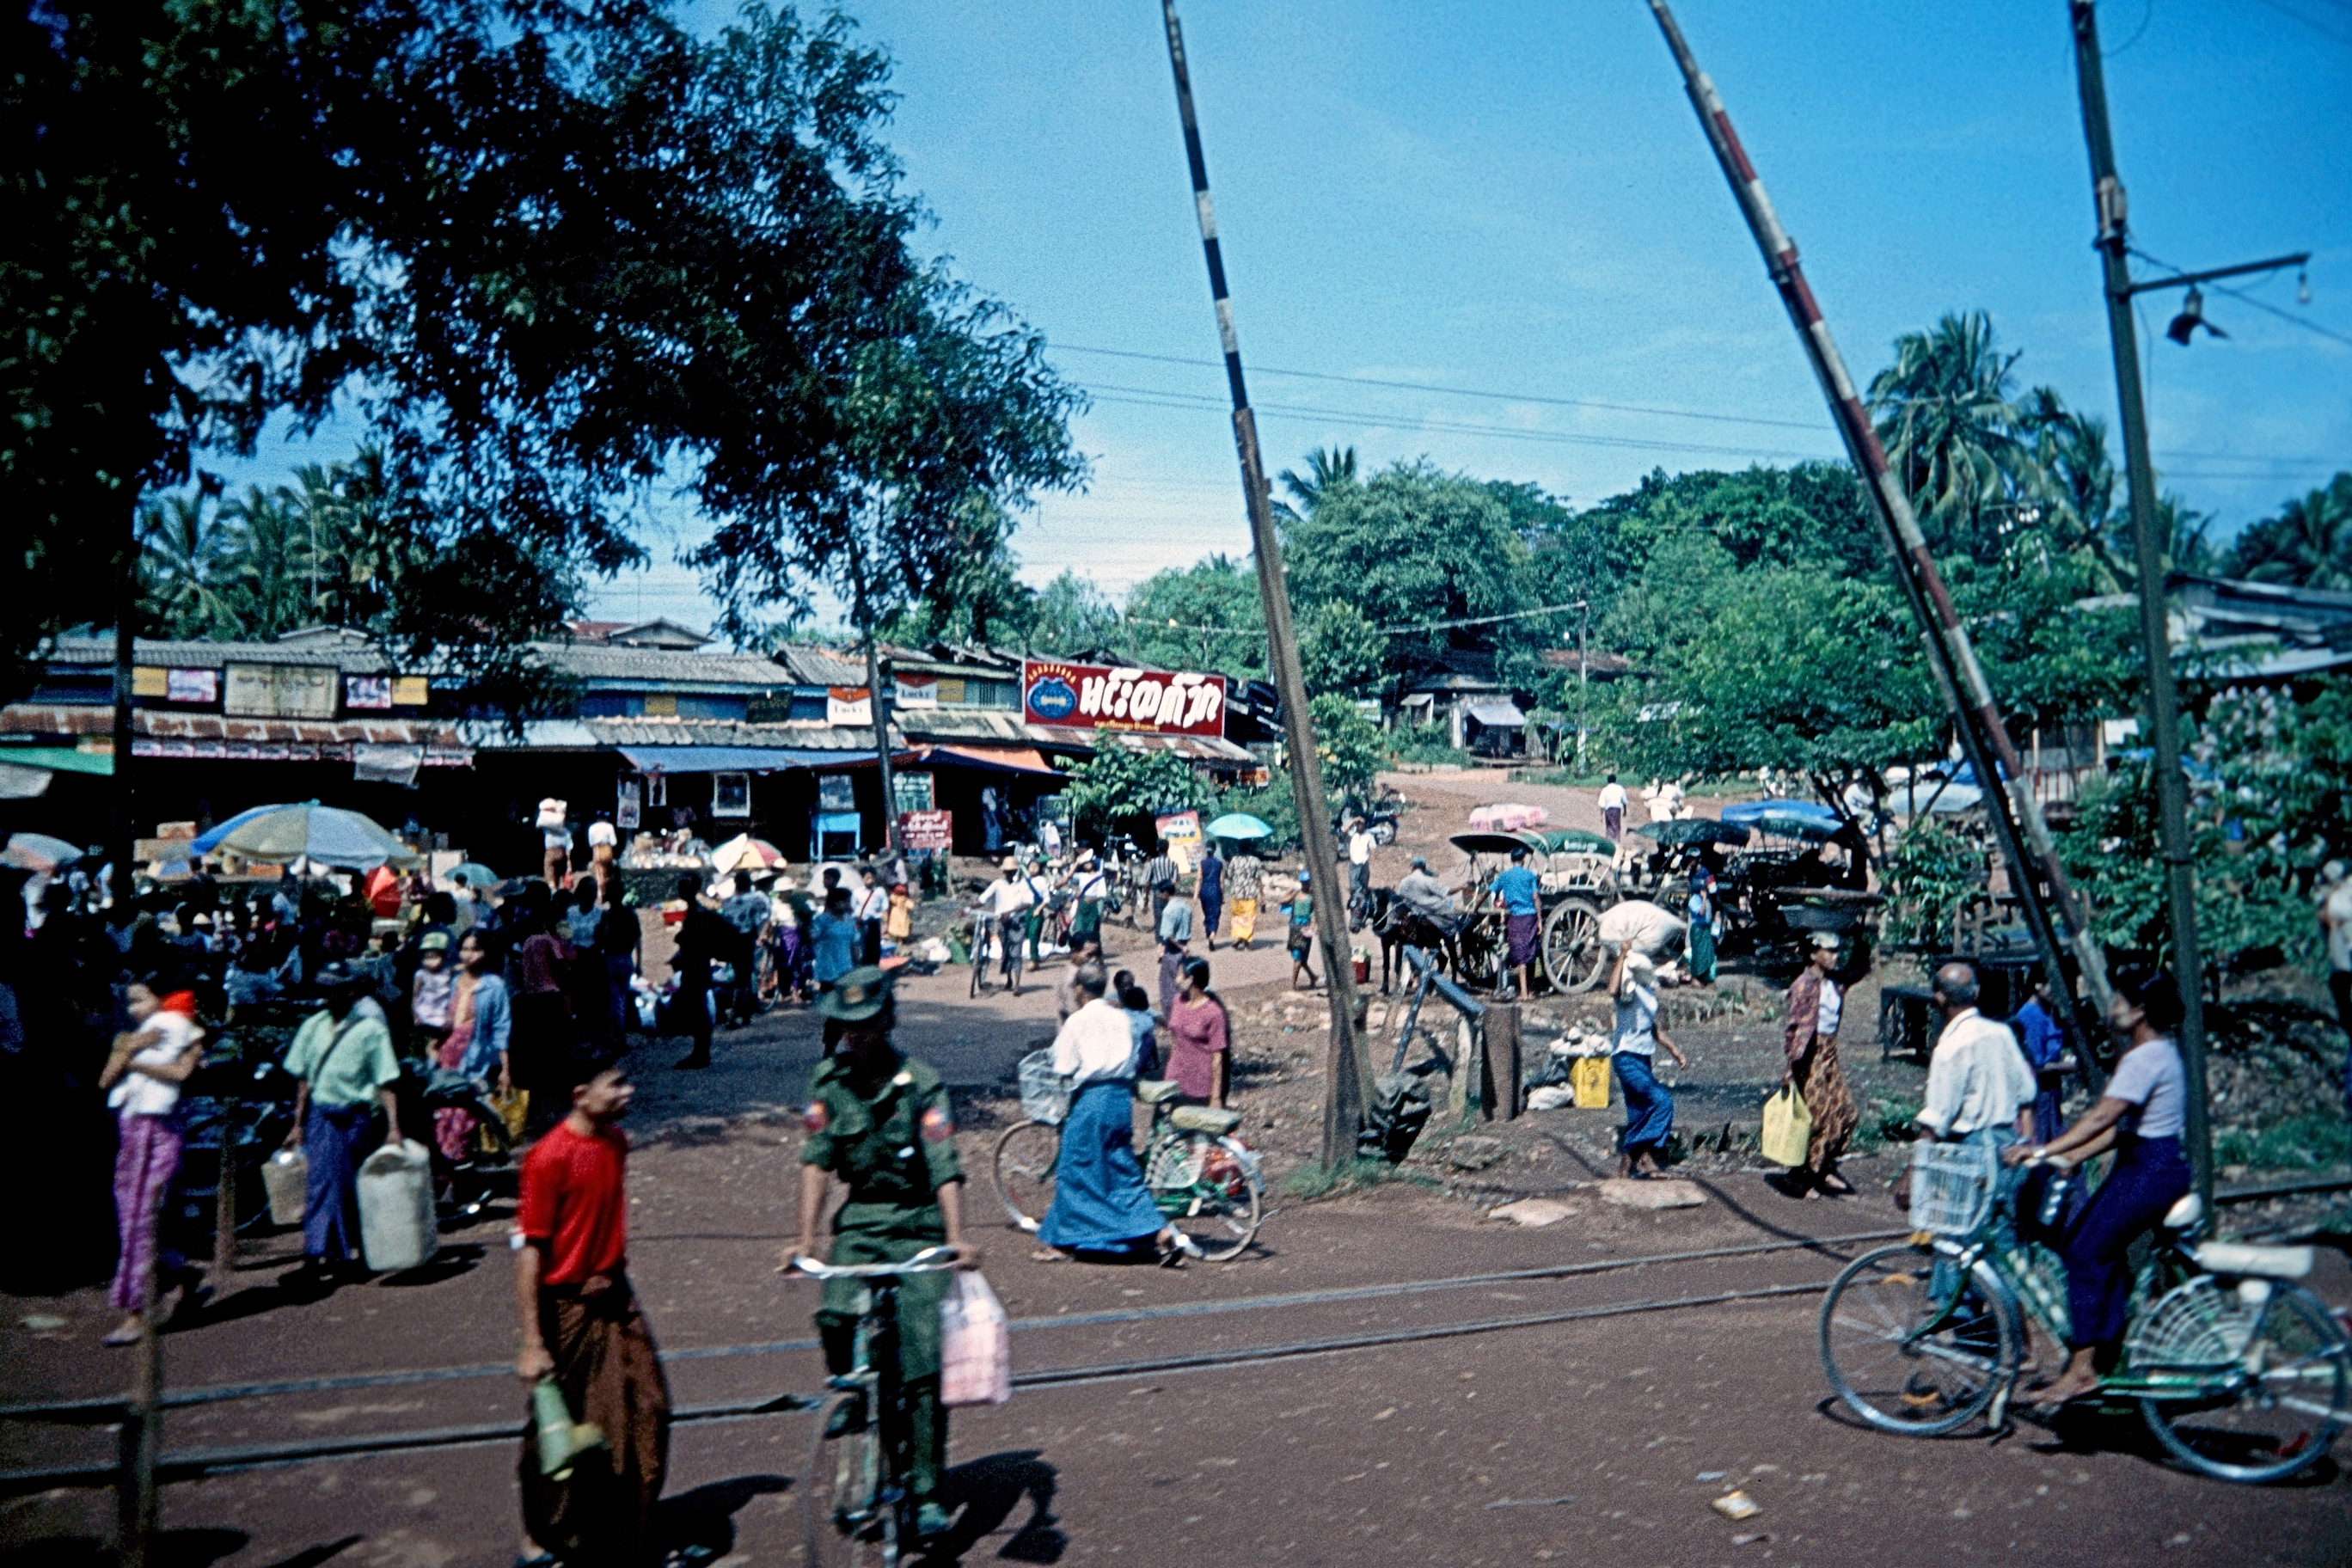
[
  {"xmin": 1759, "ymin": 1083, "xmax": 1813, "ymax": 1167},
  {"xmin": 940, "ymin": 1271, "xmax": 1012, "ymax": 1408}
]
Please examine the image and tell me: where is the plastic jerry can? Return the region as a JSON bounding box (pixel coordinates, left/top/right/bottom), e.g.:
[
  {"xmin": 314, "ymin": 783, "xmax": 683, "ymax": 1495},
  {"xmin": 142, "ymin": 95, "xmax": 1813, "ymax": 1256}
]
[
  {"xmin": 262, "ymin": 1148, "xmax": 309, "ymax": 1227},
  {"xmin": 357, "ymin": 1139, "xmax": 438, "ymax": 1272}
]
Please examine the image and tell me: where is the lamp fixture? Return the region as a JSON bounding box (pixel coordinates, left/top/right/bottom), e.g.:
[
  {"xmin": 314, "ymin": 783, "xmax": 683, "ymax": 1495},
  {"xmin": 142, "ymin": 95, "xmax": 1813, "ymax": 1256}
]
[{"xmin": 2165, "ymin": 285, "xmax": 2227, "ymax": 345}]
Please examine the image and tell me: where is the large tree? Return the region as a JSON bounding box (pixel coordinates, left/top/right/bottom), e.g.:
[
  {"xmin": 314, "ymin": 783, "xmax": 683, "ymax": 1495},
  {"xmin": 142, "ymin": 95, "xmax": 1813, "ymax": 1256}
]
[
  {"xmin": 2228, "ymin": 474, "xmax": 2352, "ymax": 590},
  {"xmin": 1869, "ymin": 309, "xmax": 2036, "ymax": 562},
  {"xmin": 9, "ymin": 2, "xmax": 1082, "ymax": 707}
]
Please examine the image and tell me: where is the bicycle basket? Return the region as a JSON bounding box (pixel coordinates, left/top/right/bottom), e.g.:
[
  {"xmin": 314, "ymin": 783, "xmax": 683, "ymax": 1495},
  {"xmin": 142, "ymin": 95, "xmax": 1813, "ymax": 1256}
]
[
  {"xmin": 1016, "ymin": 1047, "xmax": 1070, "ymax": 1125},
  {"xmin": 1910, "ymin": 1142, "xmax": 1997, "ymax": 1238}
]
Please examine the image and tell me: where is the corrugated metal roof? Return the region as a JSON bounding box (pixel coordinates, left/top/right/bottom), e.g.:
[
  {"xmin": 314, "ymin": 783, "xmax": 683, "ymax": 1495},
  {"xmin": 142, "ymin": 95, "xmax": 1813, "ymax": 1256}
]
[
  {"xmin": 771, "ymin": 645, "xmax": 868, "ymax": 687},
  {"xmin": 0, "ymin": 704, "xmax": 464, "ymax": 745},
  {"xmin": 528, "ymin": 642, "xmax": 786, "ymax": 688},
  {"xmin": 896, "ymin": 709, "xmax": 1038, "ymax": 744},
  {"xmin": 46, "ymin": 635, "xmax": 395, "ymax": 672}
]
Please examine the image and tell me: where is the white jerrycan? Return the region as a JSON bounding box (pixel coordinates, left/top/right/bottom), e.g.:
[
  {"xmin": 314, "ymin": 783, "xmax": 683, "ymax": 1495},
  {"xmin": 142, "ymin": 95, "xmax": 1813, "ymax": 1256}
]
[{"xmin": 356, "ymin": 1139, "xmax": 438, "ymax": 1272}]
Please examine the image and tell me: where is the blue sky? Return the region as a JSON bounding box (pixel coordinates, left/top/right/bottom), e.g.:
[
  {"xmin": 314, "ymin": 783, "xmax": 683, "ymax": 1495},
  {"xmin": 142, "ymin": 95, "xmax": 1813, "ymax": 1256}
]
[{"xmin": 216, "ymin": 0, "xmax": 2351, "ymax": 634}]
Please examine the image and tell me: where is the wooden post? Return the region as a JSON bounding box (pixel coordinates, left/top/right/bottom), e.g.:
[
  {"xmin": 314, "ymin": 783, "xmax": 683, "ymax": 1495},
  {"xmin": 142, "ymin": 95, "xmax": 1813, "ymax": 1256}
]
[
  {"xmin": 1447, "ymin": 1020, "xmax": 1474, "ymax": 1124},
  {"xmin": 118, "ymin": 1253, "xmax": 160, "ymax": 1565},
  {"xmin": 211, "ymin": 1099, "xmax": 238, "ymax": 1289},
  {"xmin": 1485, "ymin": 1002, "xmax": 1523, "ymax": 1120}
]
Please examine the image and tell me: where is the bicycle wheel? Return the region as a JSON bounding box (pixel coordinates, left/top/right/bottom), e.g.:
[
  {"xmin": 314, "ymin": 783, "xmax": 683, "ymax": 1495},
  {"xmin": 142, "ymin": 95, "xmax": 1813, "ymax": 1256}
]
[
  {"xmin": 1820, "ymin": 1242, "xmax": 2019, "ymax": 1436},
  {"xmin": 801, "ymin": 1392, "xmax": 890, "ymax": 1567},
  {"xmin": 990, "ymin": 1120, "xmax": 1062, "ymax": 1232},
  {"xmin": 2140, "ymin": 1282, "xmax": 2352, "ymax": 1484},
  {"xmin": 1148, "ymin": 1133, "xmax": 1262, "ymax": 1263}
]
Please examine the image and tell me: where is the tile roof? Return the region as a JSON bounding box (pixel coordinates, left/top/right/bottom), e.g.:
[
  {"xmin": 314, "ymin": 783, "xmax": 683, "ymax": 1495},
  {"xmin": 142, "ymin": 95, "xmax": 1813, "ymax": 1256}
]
[
  {"xmin": 46, "ymin": 635, "xmax": 395, "ymax": 673},
  {"xmin": 771, "ymin": 645, "xmax": 870, "ymax": 687},
  {"xmin": 528, "ymin": 642, "xmax": 786, "ymax": 687}
]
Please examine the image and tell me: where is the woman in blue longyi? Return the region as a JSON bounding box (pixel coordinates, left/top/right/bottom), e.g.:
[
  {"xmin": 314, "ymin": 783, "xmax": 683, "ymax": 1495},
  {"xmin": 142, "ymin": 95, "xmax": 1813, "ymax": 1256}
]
[{"xmin": 1035, "ymin": 964, "xmax": 1197, "ymax": 1265}]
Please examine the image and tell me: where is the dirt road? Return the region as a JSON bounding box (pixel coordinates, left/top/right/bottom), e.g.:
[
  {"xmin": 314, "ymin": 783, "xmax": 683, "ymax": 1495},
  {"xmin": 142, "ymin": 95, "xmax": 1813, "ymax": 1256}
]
[{"xmin": 7, "ymin": 863, "xmax": 2350, "ymax": 1565}]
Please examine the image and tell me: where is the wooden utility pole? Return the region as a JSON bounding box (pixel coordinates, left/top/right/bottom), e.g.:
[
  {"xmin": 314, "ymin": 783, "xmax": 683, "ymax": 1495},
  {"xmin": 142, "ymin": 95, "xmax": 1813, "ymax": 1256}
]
[
  {"xmin": 2065, "ymin": 0, "xmax": 2216, "ymax": 1203},
  {"xmin": 1159, "ymin": 0, "xmax": 1369, "ymax": 1167},
  {"xmin": 111, "ymin": 507, "xmax": 138, "ymax": 925},
  {"xmin": 848, "ymin": 544, "xmax": 903, "ymax": 857}
]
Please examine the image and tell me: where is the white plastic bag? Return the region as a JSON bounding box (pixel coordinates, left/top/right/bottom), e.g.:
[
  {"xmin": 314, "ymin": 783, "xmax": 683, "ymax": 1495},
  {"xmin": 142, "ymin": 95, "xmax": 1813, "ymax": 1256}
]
[{"xmin": 939, "ymin": 1271, "xmax": 1012, "ymax": 1408}]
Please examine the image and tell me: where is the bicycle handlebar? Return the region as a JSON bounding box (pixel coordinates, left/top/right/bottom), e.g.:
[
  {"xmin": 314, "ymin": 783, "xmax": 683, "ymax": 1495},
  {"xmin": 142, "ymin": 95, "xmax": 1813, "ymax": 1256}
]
[{"xmin": 787, "ymin": 1246, "xmax": 961, "ymax": 1280}]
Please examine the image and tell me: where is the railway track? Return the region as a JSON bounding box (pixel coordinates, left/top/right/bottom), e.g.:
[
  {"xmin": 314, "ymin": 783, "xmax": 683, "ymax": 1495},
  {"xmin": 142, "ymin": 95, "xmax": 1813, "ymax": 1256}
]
[{"xmin": 0, "ymin": 1228, "xmax": 1902, "ymax": 1491}]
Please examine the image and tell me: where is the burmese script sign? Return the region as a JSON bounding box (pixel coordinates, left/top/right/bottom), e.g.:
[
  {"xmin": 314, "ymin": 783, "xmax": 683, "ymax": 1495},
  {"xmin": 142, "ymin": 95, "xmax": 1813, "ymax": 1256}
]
[{"xmin": 1020, "ymin": 661, "xmax": 1227, "ymax": 738}]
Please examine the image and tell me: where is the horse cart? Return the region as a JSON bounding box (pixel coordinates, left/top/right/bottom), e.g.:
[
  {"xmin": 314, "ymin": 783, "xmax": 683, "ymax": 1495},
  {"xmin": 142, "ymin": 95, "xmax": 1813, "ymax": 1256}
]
[{"xmin": 1381, "ymin": 828, "xmax": 1623, "ymax": 997}]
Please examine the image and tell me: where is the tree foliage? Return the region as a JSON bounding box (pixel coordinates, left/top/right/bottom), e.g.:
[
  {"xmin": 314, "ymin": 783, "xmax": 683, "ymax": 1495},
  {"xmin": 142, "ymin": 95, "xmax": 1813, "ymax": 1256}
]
[
  {"xmin": 1061, "ymin": 743, "xmax": 1209, "ymax": 843},
  {"xmin": 9, "ymin": 2, "xmax": 1082, "ymax": 707},
  {"xmin": 2226, "ymin": 474, "xmax": 2352, "ymax": 590}
]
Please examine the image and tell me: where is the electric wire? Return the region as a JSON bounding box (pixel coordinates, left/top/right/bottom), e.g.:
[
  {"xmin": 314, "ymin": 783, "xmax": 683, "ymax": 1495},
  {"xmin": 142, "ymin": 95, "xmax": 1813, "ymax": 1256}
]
[{"xmin": 2130, "ymin": 248, "xmax": 2352, "ymax": 350}]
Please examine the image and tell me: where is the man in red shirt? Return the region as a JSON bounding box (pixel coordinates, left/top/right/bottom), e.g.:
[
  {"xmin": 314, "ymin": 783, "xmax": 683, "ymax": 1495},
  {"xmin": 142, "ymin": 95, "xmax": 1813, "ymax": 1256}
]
[{"xmin": 513, "ymin": 1065, "xmax": 670, "ymax": 1564}]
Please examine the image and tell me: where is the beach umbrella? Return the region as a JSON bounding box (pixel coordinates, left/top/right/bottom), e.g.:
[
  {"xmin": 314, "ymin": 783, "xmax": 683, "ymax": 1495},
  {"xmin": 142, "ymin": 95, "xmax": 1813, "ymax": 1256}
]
[
  {"xmin": 445, "ymin": 862, "xmax": 501, "ymax": 888},
  {"xmin": 1, "ymin": 832, "xmax": 83, "ymax": 873},
  {"xmin": 189, "ymin": 800, "xmax": 420, "ymax": 870},
  {"xmin": 1205, "ymin": 812, "xmax": 1273, "ymax": 841},
  {"xmin": 710, "ymin": 833, "xmax": 787, "ymax": 873},
  {"xmin": 1634, "ymin": 819, "xmax": 1751, "ymax": 848}
]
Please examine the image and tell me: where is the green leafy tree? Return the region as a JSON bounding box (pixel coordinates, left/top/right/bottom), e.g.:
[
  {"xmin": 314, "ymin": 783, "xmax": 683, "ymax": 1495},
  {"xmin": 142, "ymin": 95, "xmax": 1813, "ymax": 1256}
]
[
  {"xmin": 1062, "ymin": 744, "xmax": 1209, "ymax": 843},
  {"xmin": 1028, "ymin": 572, "xmax": 1120, "ymax": 655},
  {"xmin": 212, "ymin": 484, "xmax": 323, "ymax": 640},
  {"xmin": 1299, "ymin": 602, "xmax": 1385, "ymax": 696},
  {"xmin": 138, "ymin": 494, "xmax": 240, "ymax": 640},
  {"xmin": 1308, "ymin": 692, "xmax": 1385, "ymax": 796},
  {"xmin": 12, "ymin": 2, "xmax": 1083, "ymax": 714},
  {"xmin": 1284, "ymin": 461, "xmax": 1529, "ymax": 689},
  {"xmin": 1122, "ymin": 556, "xmax": 1265, "ymax": 674}
]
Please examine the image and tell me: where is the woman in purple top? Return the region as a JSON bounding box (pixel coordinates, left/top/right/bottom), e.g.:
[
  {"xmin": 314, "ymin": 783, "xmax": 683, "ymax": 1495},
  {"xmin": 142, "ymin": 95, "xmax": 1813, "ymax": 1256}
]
[{"xmin": 1164, "ymin": 958, "xmax": 1230, "ymax": 1107}]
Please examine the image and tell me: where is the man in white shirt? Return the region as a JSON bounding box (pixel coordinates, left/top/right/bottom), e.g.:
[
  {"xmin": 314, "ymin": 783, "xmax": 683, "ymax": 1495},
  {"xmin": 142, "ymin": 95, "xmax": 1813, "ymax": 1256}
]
[
  {"xmin": 1345, "ymin": 816, "xmax": 1379, "ymax": 933},
  {"xmin": 1596, "ymin": 774, "xmax": 1628, "ymax": 842},
  {"xmin": 854, "ymin": 868, "xmax": 891, "ymax": 967},
  {"xmin": 1035, "ymin": 965, "xmax": 1198, "ymax": 1262},
  {"xmin": 1651, "ymin": 777, "xmax": 1686, "ymax": 823},
  {"xmin": 1896, "ymin": 962, "xmax": 2037, "ymax": 1237},
  {"xmin": 586, "ymin": 812, "xmax": 620, "ymax": 903},
  {"xmin": 977, "ymin": 859, "xmax": 1035, "ymax": 995}
]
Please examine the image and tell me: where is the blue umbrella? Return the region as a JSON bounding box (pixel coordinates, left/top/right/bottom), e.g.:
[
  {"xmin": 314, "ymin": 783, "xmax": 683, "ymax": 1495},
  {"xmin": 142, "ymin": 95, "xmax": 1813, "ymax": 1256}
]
[
  {"xmin": 1721, "ymin": 799, "xmax": 1843, "ymax": 834},
  {"xmin": 188, "ymin": 800, "xmax": 419, "ymax": 870},
  {"xmin": 1205, "ymin": 812, "xmax": 1273, "ymax": 841},
  {"xmin": 445, "ymin": 861, "xmax": 501, "ymax": 888}
]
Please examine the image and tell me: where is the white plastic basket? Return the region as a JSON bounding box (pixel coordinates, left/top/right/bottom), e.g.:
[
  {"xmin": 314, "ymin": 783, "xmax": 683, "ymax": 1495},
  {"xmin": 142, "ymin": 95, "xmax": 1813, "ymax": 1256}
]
[
  {"xmin": 1910, "ymin": 1142, "xmax": 1997, "ymax": 1238},
  {"xmin": 1017, "ymin": 1047, "xmax": 1070, "ymax": 1125}
]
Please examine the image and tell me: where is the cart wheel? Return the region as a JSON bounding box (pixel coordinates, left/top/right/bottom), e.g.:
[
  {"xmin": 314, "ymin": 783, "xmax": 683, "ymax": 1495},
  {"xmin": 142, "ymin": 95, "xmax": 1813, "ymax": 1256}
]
[{"xmin": 1542, "ymin": 897, "xmax": 1606, "ymax": 993}]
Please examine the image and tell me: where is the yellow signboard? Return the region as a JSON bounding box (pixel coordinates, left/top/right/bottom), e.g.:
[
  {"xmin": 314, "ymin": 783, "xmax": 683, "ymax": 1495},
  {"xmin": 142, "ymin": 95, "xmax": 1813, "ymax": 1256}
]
[
  {"xmin": 132, "ymin": 667, "xmax": 168, "ymax": 697},
  {"xmin": 392, "ymin": 676, "xmax": 430, "ymax": 707}
]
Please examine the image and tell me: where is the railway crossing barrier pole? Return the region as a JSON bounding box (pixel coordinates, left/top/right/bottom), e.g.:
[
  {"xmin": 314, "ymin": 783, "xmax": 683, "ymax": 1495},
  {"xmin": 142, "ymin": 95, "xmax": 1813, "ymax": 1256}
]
[
  {"xmin": 1158, "ymin": 0, "xmax": 1369, "ymax": 1169},
  {"xmin": 1643, "ymin": 0, "xmax": 2112, "ymax": 1077}
]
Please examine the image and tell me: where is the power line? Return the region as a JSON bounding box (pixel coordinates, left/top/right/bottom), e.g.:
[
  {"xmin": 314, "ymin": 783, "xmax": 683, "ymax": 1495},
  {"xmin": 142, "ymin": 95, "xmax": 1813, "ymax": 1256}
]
[
  {"xmin": 1081, "ymin": 383, "xmax": 1834, "ymax": 462},
  {"xmin": 1124, "ymin": 598, "xmax": 1591, "ymax": 640},
  {"xmin": 1053, "ymin": 341, "xmax": 1832, "ymax": 432},
  {"xmin": 2245, "ymin": 0, "xmax": 2352, "ymax": 49}
]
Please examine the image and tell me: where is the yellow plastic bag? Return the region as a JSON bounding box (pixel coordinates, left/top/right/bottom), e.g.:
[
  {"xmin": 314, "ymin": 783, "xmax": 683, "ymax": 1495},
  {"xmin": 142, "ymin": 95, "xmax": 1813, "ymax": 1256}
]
[
  {"xmin": 1571, "ymin": 1054, "xmax": 1613, "ymax": 1110},
  {"xmin": 484, "ymin": 1086, "xmax": 530, "ymax": 1151},
  {"xmin": 1761, "ymin": 1082, "xmax": 1812, "ymax": 1167}
]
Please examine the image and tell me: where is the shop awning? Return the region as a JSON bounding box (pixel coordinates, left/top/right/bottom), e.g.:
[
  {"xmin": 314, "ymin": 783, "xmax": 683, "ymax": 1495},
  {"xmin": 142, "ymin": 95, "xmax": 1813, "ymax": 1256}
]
[
  {"xmin": 1464, "ymin": 701, "xmax": 1527, "ymax": 727},
  {"xmin": 616, "ymin": 744, "xmax": 861, "ymax": 774},
  {"xmin": 903, "ymin": 744, "xmax": 1058, "ymax": 776}
]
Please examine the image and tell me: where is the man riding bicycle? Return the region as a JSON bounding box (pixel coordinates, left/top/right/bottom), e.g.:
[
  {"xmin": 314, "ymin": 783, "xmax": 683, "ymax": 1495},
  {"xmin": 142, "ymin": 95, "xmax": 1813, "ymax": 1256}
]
[{"xmin": 789, "ymin": 966, "xmax": 977, "ymax": 1543}]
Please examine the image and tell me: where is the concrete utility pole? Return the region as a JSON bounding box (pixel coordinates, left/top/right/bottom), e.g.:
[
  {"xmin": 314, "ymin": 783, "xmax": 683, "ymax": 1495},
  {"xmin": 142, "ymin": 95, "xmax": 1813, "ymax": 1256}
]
[
  {"xmin": 2064, "ymin": 0, "xmax": 2281, "ymax": 1206},
  {"xmin": 1159, "ymin": 0, "xmax": 1369, "ymax": 1167},
  {"xmin": 1644, "ymin": 0, "xmax": 2112, "ymax": 1075}
]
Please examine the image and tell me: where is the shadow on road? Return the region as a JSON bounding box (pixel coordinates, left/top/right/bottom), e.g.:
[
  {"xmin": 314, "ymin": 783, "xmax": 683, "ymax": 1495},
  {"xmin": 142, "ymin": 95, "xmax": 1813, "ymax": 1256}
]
[
  {"xmin": 658, "ymin": 1472, "xmax": 791, "ymax": 1558},
  {"xmin": 7, "ymin": 1528, "xmax": 254, "ymax": 1568},
  {"xmin": 938, "ymin": 1448, "xmax": 1063, "ymax": 1563}
]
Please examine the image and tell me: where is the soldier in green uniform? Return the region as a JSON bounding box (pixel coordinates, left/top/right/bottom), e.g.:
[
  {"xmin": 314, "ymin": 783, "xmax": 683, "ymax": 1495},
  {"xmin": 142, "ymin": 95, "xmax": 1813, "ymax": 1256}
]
[{"xmin": 788, "ymin": 965, "xmax": 977, "ymax": 1541}]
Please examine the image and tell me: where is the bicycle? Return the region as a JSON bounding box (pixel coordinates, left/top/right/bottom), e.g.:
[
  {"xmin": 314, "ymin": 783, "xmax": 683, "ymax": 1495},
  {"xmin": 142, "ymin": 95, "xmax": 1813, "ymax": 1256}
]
[
  {"xmin": 1819, "ymin": 1141, "xmax": 2352, "ymax": 1483},
  {"xmin": 989, "ymin": 1075, "xmax": 1263, "ymax": 1262},
  {"xmin": 790, "ymin": 1246, "xmax": 964, "ymax": 1567}
]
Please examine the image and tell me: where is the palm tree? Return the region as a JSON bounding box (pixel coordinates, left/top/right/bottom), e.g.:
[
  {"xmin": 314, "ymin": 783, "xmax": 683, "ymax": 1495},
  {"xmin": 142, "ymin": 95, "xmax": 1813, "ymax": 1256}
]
[
  {"xmin": 1869, "ymin": 312, "xmax": 2037, "ymax": 560},
  {"xmin": 2229, "ymin": 475, "xmax": 2352, "ymax": 589},
  {"xmin": 1275, "ymin": 445, "xmax": 1357, "ymax": 521},
  {"xmin": 2018, "ymin": 386, "xmax": 2129, "ymax": 588},
  {"xmin": 214, "ymin": 484, "xmax": 320, "ymax": 639},
  {"xmin": 138, "ymin": 493, "xmax": 241, "ymax": 638}
]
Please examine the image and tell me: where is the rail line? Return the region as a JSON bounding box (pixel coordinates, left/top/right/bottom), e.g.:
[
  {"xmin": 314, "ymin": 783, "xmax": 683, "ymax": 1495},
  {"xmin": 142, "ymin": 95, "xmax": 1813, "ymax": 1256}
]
[
  {"xmin": 0, "ymin": 1276, "xmax": 1838, "ymax": 1491},
  {"xmin": 0, "ymin": 1228, "xmax": 1904, "ymax": 1424}
]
